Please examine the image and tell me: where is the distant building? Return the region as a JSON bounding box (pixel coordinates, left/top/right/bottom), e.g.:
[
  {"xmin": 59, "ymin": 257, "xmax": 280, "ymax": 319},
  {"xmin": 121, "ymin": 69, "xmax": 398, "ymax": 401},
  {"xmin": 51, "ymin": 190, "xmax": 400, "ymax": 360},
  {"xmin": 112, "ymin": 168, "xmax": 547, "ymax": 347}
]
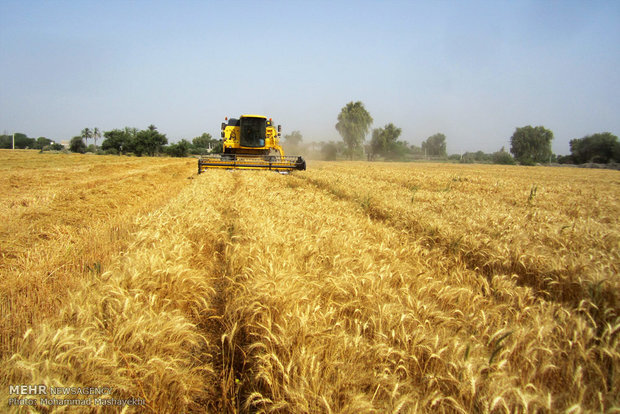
[{"xmin": 61, "ymin": 140, "xmax": 70, "ymax": 148}]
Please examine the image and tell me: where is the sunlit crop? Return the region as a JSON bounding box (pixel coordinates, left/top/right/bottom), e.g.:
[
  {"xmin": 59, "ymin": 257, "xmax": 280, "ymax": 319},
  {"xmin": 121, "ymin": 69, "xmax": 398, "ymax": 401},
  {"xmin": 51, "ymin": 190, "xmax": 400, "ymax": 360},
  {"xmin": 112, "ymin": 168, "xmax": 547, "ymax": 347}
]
[{"xmin": 1, "ymin": 151, "xmax": 618, "ymax": 412}]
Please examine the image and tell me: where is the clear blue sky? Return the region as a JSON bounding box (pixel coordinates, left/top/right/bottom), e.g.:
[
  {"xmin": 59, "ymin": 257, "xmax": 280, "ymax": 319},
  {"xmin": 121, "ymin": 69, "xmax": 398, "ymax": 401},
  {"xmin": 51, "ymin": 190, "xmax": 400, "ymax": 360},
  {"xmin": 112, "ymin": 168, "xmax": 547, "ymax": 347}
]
[{"xmin": 1, "ymin": 0, "xmax": 619, "ymax": 154}]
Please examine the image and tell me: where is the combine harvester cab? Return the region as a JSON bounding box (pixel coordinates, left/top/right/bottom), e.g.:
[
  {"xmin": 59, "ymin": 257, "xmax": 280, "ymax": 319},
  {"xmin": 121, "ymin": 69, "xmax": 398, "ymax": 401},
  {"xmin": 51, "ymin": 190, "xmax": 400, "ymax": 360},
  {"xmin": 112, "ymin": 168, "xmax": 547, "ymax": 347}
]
[{"xmin": 198, "ymin": 115, "xmax": 306, "ymax": 173}]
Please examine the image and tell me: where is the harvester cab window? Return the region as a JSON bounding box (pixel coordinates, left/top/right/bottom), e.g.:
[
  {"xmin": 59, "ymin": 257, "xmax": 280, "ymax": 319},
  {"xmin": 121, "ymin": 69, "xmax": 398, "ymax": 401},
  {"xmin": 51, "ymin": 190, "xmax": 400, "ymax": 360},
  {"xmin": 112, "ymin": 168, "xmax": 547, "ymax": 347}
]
[{"xmin": 240, "ymin": 117, "xmax": 266, "ymax": 147}]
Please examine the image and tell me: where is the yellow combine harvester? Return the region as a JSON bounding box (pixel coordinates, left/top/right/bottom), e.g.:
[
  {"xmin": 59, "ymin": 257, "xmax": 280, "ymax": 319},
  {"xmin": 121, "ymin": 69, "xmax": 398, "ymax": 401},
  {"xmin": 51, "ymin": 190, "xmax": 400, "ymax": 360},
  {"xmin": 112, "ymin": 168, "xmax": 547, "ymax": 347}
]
[{"xmin": 198, "ymin": 114, "xmax": 306, "ymax": 173}]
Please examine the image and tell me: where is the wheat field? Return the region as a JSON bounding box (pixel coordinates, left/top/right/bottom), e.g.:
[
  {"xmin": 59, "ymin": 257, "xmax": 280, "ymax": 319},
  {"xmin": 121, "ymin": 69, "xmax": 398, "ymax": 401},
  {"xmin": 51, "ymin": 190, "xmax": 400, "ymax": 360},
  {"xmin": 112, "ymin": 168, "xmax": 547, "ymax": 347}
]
[{"xmin": 1, "ymin": 150, "xmax": 618, "ymax": 413}]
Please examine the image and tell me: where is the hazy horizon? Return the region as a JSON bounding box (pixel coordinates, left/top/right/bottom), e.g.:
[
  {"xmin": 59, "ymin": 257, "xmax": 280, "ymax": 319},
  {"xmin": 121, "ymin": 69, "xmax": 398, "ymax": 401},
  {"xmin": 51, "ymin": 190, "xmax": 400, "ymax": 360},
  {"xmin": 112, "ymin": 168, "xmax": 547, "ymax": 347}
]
[{"xmin": 1, "ymin": 0, "xmax": 619, "ymax": 155}]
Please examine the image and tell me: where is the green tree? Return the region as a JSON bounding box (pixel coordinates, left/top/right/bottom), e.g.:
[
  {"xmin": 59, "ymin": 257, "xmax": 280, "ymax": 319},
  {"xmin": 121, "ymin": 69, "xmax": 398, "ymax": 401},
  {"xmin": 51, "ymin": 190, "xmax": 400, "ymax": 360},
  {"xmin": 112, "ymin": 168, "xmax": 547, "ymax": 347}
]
[
  {"xmin": 422, "ymin": 133, "xmax": 447, "ymax": 157},
  {"xmin": 192, "ymin": 133, "xmax": 214, "ymax": 150},
  {"xmin": 1, "ymin": 133, "xmax": 35, "ymax": 149},
  {"xmin": 35, "ymin": 137, "xmax": 53, "ymax": 149},
  {"xmin": 212, "ymin": 140, "xmax": 223, "ymax": 154},
  {"xmin": 192, "ymin": 132, "xmax": 221, "ymax": 154},
  {"xmin": 369, "ymin": 123, "xmax": 402, "ymax": 160},
  {"xmin": 69, "ymin": 136, "xmax": 87, "ymax": 153},
  {"xmin": 569, "ymin": 132, "xmax": 619, "ymax": 164},
  {"xmin": 510, "ymin": 125, "xmax": 553, "ymax": 165},
  {"xmin": 81, "ymin": 128, "xmax": 92, "ymax": 146},
  {"xmin": 166, "ymin": 139, "xmax": 191, "ymax": 157},
  {"xmin": 134, "ymin": 125, "xmax": 167, "ymax": 156},
  {"xmin": 492, "ymin": 147, "xmax": 515, "ymax": 165},
  {"xmin": 18, "ymin": 133, "xmax": 35, "ymax": 148},
  {"xmin": 0, "ymin": 135, "xmax": 10, "ymax": 148},
  {"xmin": 102, "ymin": 129, "xmax": 134, "ymax": 154},
  {"xmin": 124, "ymin": 127, "xmax": 138, "ymax": 153},
  {"xmin": 335, "ymin": 101, "xmax": 373, "ymax": 159},
  {"xmin": 461, "ymin": 150, "xmax": 491, "ymax": 163},
  {"xmin": 93, "ymin": 127, "xmax": 101, "ymax": 148}
]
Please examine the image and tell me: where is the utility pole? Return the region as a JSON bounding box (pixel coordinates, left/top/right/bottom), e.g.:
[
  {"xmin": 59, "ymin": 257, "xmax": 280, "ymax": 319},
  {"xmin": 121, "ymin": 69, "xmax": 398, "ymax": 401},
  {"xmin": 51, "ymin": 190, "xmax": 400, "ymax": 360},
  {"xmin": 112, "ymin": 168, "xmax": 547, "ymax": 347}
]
[{"xmin": 12, "ymin": 133, "xmax": 15, "ymax": 150}]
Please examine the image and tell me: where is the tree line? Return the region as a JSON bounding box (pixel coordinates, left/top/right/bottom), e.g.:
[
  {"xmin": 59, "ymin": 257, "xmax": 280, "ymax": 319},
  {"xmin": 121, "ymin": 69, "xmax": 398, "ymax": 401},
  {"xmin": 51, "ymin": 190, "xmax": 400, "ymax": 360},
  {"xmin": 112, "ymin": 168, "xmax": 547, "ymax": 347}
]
[
  {"xmin": 67, "ymin": 125, "xmax": 220, "ymax": 157},
  {"xmin": 4, "ymin": 106, "xmax": 618, "ymax": 165},
  {"xmin": 0, "ymin": 133, "xmax": 63, "ymax": 150},
  {"xmin": 0, "ymin": 126, "xmax": 219, "ymax": 157},
  {"xmin": 323, "ymin": 101, "xmax": 619, "ymax": 165}
]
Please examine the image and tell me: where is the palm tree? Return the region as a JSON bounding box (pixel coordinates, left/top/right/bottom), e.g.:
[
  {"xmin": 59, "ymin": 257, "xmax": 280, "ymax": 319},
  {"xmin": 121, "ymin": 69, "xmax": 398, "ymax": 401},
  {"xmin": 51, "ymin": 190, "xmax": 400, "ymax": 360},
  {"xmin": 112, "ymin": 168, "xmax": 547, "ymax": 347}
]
[
  {"xmin": 81, "ymin": 128, "xmax": 92, "ymax": 146},
  {"xmin": 93, "ymin": 127, "xmax": 101, "ymax": 148}
]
